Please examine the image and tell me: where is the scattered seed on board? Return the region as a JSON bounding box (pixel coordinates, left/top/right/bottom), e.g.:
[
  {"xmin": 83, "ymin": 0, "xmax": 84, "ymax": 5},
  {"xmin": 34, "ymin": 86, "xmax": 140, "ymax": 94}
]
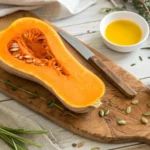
[
  {"xmin": 141, "ymin": 117, "xmax": 148, "ymax": 124},
  {"xmin": 99, "ymin": 110, "xmax": 104, "ymax": 117},
  {"xmin": 104, "ymin": 109, "xmax": 110, "ymax": 116},
  {"xmin": 131, "ymin": 99, "xmax": 139, "ymax": 105},
  {"xmin": 10, "ymin": 47, "xmax": 19, "ymax": 52},
  {"xmin": 26, "ymin": 59, "xmax": 33, "ymax": 63},
  {"xmin": 117, "ymin": 120, "xmax": 126, "ymax": 125},
  {"xmin": 126, "ymin": 106, "xmax": 131, "ymax": 114},
  {"xmin": 24, "ymin": 55, "xmax": 31, "ymax": 59},
  {"xmin": 143, "ymin": 112, "xmax": 150, "ymax": 116}
]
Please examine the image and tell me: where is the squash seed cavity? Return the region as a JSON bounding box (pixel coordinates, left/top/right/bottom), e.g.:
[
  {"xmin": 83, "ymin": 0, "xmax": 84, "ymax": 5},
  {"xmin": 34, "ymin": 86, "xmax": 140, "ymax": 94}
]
[{"xmin": 8, "ymin": 29, "xmax": 69, "ymax": 76}]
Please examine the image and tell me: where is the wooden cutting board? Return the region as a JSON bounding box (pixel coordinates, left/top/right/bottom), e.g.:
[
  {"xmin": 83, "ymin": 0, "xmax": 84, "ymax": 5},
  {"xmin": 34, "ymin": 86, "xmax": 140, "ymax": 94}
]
[{"xmin": 0, "ymin": 11, "xmax": 150, "ymax": 144}]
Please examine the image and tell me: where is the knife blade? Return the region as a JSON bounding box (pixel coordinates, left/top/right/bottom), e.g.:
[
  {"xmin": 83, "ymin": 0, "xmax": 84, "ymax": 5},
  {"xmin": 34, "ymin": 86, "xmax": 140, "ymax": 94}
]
[{"xmin": 58, "ymin": 30, "xmax": 137, "ymax": 98}]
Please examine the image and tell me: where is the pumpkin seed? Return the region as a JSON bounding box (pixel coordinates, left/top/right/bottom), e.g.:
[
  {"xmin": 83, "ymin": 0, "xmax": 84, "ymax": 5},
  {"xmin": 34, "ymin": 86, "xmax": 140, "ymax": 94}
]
[
  {"xmin": 141, "ymin": 117, "xmax": 148, "ymax": 124},
  {"xmin": 24, "ymin": 55, "xmax": 31, "ymax": 59},
  {"xmin": 143, "ymin": 112, "xmax": 150, "ymax": 116},
  {"xmin": 12, "ymin": 42, "xmax": 18, "ymax": 45},
  {"xmin": 14, "ymin": 53, "xmax": 20, "ymax": 58},
  {"xmin": 99, "ymin": 110, "xmax": 104, "ymax": 117},
  {"xmin": 26, "ymin": 59, "xmax": 33, "ymax": 63},
  {"xmin": 104, "ymin": 109, "xmax": 110, "ymax": 116},
  {"xmin": 11, "ymin": 43, "xmax": 19, "ymax": 48},
  {"xmin": 117, "ymin": 120, "xmax": 126, "ymax": 125},
  {"xmin": 39, "ymin": 63, "xmax": 45, "ymax": 66},
  {"xmin": 19, "ymin": 56, "xmax": 23, "ymax": 60},
  {"xmin": 10, "ymin": 47, "xmax": 19, "ymax": 52},
  {"xmin": 131, "ymin": 99, "xmax": 139, "ymax": 105},
  {"xmin": 126, "ymin": 106, "xmax": 131, "ymax": 114},
  {"xmin": 32, "ymin": 59, "xmax": 36, "ymax": 63},
  {"xmin": 147, "ymin": 103, "xmax": 150, "ymax": 108}
]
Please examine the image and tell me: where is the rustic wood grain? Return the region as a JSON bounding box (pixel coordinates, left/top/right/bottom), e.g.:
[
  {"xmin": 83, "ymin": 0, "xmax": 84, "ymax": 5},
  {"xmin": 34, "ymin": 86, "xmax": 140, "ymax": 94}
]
[
  {"xmin": 88, "ymin": 56, "xmax": 137, "ymax": 98},
  {"xmin": 0, "ymin": 11, "xmax": 150, "ymax": 144}
]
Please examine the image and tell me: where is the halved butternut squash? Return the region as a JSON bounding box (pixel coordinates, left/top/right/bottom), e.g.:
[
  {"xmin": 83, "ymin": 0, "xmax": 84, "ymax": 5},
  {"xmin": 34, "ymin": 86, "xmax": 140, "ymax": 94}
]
[{"xmin": 0, "ymin": 18, "xmax": 105, "ymax": 113}]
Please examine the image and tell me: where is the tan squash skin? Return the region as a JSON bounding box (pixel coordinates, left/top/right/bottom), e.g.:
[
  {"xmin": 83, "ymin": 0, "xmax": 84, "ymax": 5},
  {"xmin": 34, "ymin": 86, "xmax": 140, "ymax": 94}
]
[{"xmin": 0, "ymin": 18, "xmax": 105, "ymax": 113}]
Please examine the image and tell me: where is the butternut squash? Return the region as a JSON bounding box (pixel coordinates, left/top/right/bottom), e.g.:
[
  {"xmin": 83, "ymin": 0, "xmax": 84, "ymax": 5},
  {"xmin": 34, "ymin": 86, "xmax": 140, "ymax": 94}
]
[{"xmin": 0, "ymin": 18, "xmax": 105, "ymax": 113}]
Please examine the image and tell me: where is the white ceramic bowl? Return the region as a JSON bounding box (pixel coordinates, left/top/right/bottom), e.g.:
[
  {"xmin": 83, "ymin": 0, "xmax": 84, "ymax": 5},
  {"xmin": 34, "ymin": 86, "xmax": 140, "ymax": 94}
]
[{"xmin": 100, "ymin": 11, "xmax": 149, "ymax": 52}]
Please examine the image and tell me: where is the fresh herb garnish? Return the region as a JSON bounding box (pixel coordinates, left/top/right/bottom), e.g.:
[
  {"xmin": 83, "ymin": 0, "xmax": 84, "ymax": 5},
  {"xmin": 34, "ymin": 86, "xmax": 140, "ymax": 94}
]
[
  {"xmin": 0, "ymin": 79, "xmax": 78, "ymax": 118},
  {"xmin": 131, "ymin": 63, "xmax": 136, "ymax": 66},
  {"xmin": 141, "ymin": 47, "xmax": 150, "ymax": 50},
  {"xmin": 31, "ymin": 90, "xmax": 38, "ymax": 99},
  {"xmin": 148, "ymin": 57, "xmax": 150, "ymax": 59},
  {"xmin": 48, "ymin": 100, "xmax": 56, "ymax": 108},
  {"xmin": 0, "ymin": 126, "xmax": 47, "ymax": 150},
  {"xmin": 139, "ymin": 56, "xmax": 143, "ymax": 61}
]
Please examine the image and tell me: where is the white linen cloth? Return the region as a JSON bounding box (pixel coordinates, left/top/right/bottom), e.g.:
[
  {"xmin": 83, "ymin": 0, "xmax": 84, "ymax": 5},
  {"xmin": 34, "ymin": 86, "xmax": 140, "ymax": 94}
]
[
  {"xmin": 0, "ymin": 105, "xmax": 61, "ymax": 150},
  {"xmin": 0, "ymin": 0, "xmax": 96, "ymax": 20}
]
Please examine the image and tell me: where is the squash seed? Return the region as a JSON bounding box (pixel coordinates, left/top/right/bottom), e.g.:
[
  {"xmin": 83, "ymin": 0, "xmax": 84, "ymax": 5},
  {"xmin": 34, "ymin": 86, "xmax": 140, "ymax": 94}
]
[
  {"xmin": 99, "ymin": 110, "xmax": 104, "ymax": 117},
  {"xmin": 104, "ymin": 109, "xmax": 110, "ymax": 116},
  {"xmin": 19, "ymin": 56, "xmax": 23, "ymax": 60},
  {"xmin": 141, "ymin": 117, "xmax": 148, "ymax": 124},
  {"xmin": 32, "ymin": 59, "xmax": 36, "ymax": 63},
  {"xmin": 24, "ymin": 55, "xmax": 31, "ymax": 59},
  {"xmin": 26, "ymin": 59, "xmax": 33, "ymax": 63},
  {"xmin": 143, "ymin": 112, "xmax": 150, "ymax": 116},
  {"xmin": 39, "ymin": 63, "xmax": 45, "ymax": 66},
  {"xmin": 14, "ymin": 53, "xmax": 20, "ymax": 58},
  {"xmin": 117, "ymin": 120, "xmax": 126, "ymax": 125},
  {"xmin": 131, "ymin": 99, "xmax": 139, "ymax": 105},
  {"xmin": 10, "ymin": 47, "xmax": 19, "ymax": 52},
  {"xmin": 126, "ymin": 106, "xmax": 131, "ymax": 114},
  {"xmin": 11, "ymin": 43, "xmax": 19, "ymax": 48}
]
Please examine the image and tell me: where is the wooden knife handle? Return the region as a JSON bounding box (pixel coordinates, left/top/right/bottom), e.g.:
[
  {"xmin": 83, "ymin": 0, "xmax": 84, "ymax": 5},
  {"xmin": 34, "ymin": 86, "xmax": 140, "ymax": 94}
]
[{"xmin": 88, "ymin": 56, "xmax": 137, "ymax": 98}]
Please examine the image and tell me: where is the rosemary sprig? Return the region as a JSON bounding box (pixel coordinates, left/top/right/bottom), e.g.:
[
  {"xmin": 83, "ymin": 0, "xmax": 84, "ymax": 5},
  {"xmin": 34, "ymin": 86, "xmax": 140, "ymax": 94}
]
[
  {"xmin": 139, "ymin": 56, "xmax": 143, "ymax": 61},
  {"xmin": 0, "ymin": 79, "xmax": 77, "ymax": 119},
  {"xmin": 131, "ymin": 63, "xmax": 136, "ymax": 66},
  {"xmin": 0, "ymin": 126, "xmax": 48, "ymax": 150},
  {"xmin": 102, "ymin": 0, "xmax": 150, "ymax": 25},
  {"xmin": 0, "ymin": 126, "xmax": 47, "ymax": 135},
  {"xmin": 141, "ymin": 47, "xmax": 150, "ymax": 50},
  {"xmin": 0, "ymin": 128, "xmax": 42, "ymax": 148}
]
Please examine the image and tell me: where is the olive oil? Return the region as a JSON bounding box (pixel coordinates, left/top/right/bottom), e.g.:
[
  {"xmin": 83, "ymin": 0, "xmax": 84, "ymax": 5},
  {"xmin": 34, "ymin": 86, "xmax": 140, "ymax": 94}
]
[{"xmin": 105, "ymin": 20, "xmax": 142, "ymax": 45}]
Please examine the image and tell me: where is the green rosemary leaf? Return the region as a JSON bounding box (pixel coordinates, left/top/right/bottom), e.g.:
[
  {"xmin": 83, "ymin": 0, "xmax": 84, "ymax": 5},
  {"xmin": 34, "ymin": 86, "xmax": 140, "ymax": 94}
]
[
  {"xmin": 148, "ymin": 57, "xmax": 150, "ymax": 59},
  {"xmin": 141, "ymin": 47, "xmax": 150, "ymax": 50},
  {"xmin": 48, "ymin": 100, "xmax": 56, "ymax": 108},
  {"xmin": 5, "ymin": 80, "xmax": 11, "ymax": 86},
  {"xmin": 139, "ymin": 56, "xmax": 143, "ymax": 61},
  {"xmin": 100, "ymin": 6, "xmax": 126, "ymax": 14},
  {"xmin": 0, "ymin": 128, "xmax": 42, "ymax": 148},
  {"xmin": 12, "ymin": 85, "xmax": 20, "ymax": 91},
  {"xmin": 31, "ymin": 90, "xmax": 38, "ymax": 99},
  {"xmin": 131, "ymin": 63, "xmax": 136, "ymax": 66},
  {"xmin": 12, "ymin": 139, "xmax": 18, "ymax": 150}
]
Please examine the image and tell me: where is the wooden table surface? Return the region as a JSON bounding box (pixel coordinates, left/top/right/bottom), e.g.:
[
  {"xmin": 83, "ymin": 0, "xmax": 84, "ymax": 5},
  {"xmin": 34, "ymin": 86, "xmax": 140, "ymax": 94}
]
[{"xmin": 1, "ymin": 1, "xmax": 150, "ymax": 150}]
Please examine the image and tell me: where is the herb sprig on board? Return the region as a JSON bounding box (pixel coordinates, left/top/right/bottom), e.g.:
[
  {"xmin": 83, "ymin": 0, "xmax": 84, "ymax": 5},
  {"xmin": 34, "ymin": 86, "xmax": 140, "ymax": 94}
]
[{"xmin": 0, "ymin": 79, "xmax": 77, "ymax": 119}]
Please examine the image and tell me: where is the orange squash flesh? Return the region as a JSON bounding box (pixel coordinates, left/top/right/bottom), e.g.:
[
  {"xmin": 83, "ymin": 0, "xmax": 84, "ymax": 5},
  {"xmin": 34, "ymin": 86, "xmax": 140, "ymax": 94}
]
[{"xmin": 0, "ymin": 18, "xmax": 105, "ymax": 111}]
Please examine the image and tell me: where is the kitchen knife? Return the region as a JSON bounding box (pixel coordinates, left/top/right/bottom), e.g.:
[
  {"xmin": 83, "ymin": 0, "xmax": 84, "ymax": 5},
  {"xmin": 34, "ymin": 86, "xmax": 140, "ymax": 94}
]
[{"xmin": 58, "ymin": 30, "xmax": 137, "ymax": 98}]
